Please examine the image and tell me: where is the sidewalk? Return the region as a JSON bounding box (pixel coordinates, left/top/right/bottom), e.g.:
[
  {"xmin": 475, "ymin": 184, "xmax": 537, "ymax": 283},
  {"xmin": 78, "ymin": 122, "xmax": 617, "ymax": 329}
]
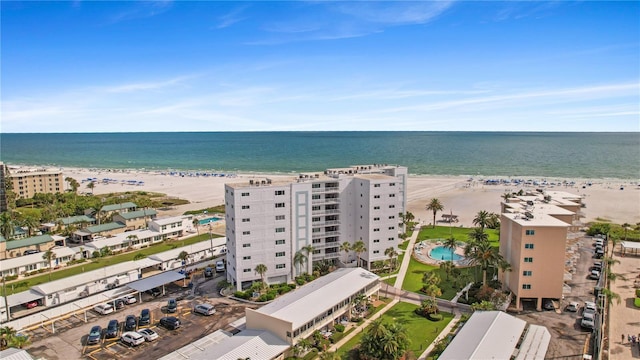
[
  {"xmin": 326, "ymin": 298, "xmax": 400, "ymax": 353},
  {"xmin": 394, "ymin": 224, "xmax": 423, "ymax": 288}
]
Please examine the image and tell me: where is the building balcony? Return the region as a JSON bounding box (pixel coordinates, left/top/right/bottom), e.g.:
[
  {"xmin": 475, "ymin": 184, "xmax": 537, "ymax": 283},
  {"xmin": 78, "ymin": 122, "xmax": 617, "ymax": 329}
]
[
  {"xmin": 311, "ymin": 198, "xmax": 340, "ymax": 205},
  {"xmin": 311, "ymin": 220, "xmax": 340, "ymax": 226},
  {"xmin": 312, "ymin": 187, "xmax": 340, "ymax": 194},
  {"xmin": 312, "ymin": 231, "xmax": 340, "ymax": 239},
  {"xmin": 313, "ymin": 241, "xmax": 340, "ymax": 250},
  {"xmin": 312, "ymin": 209, "xmax": 340, "ymax": 215}
]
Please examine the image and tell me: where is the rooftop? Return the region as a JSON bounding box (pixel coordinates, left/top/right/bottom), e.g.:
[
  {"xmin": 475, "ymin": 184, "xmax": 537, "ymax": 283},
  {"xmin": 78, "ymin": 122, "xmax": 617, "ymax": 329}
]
[
  {"xmin": 152, "ymin": 215, "xmax": 190, "ymax": 226},
  {"xmin": 85, "ymin": 222, "xmax": 126, "ymax": 233},
  {"xmin": 58, "ymin": 215, "xmax": 95, "ymax": 225},
  {"xmin": 115, "ymin": 209, "xmax": 157, "ymax": 220},
  {"xmin": 100, "ymin": 202, "xmax": 137, "ymax": 212},
  {"xmin": 254, "ymin": 267, "xmax": 379, "ymax": 329},
  {"xmin": 5, "ymin": 235, "xmax": 54, "ymax": 250}
]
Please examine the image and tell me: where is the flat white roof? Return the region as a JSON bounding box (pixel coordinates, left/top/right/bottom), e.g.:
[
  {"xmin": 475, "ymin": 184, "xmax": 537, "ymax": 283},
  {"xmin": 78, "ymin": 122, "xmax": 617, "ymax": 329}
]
[
  {"xmin": 621, "ymin": 241, "xmax": 640, "ymax": 250},
  {"xmin": 151, "ymin": 215, "xmax": 188, "ymax": 226},
  {"xmin": 126, "ymin": 271, "xmax": 184, "ymax": 292},
  {"xmin": 255, "ymin": 267, "xmax": 379, "ymax": 329},
  {"xmin": 0, "ymin": 247, "xmax": 76, "ymax": 270},
  {"xmin": 149, "ymin": 237, "xmax": 226, "ymax": 262},
  {"xmin": 31, "ymin": 258, "xmax": 157, "ymax": 295},
  {"xmin": 515, "ymin": 324, "xmax": 551, "ymax": 360},
  {"xmin": 84, "ymin": 229, "xmax": 158, "ymax": 250},
  {"xmin": 502, "ymin": 212, "xmax": 569, "ymax": 227},
  {"xmin": 7, "ymin": 289, "xmax": 43, "ymax": 307},
  {"xmin": 439, "ymin": 311, "xmax": 526, "ymax": 360},
  {"xmin": 160, "ymin": 329, "xmax": 289, "ymax": 360},
  {"xmin": 0, "ymin": 347, "xmax": 35, "ymax": 360}
]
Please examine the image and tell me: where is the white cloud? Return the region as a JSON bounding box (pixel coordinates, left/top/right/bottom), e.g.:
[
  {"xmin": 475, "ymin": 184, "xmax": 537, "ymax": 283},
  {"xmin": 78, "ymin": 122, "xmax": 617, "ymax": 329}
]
[{"xmin": 216, "ymin": 4, "xmax": 249, "ymax": 29}]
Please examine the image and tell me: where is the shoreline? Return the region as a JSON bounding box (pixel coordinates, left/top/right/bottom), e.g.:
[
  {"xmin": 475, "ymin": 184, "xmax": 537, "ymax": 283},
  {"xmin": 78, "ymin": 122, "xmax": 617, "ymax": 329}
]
[{"xmin": 6, "ymin": 165, "xmax": 640, "ymax": 225}]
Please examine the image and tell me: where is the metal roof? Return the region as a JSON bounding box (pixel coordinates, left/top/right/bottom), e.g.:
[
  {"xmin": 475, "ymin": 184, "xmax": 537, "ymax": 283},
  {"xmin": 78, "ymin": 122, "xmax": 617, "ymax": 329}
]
[
  {"xmin": 86, "ymin": 222, "xmax": 126, "ymax": 233},
  {"xmin": 58, "ymin": 215, "xmax": 95, "ymax": 225},
  {"xmin": 254, "ymin": 267, "xmax": 379, "ymax": 329},
  {"xmin": 158, "ymin": 329, "xmax": 289, "ymax": 360},
  {"xmin": 0, "ymin": 347, "xmax": 35, "ymax": 360},
  {"xmin": 514, "ymin": 324, "xmax": 551, "ymax": 360},
  {"xmin": 152, "ymin": 215, "xmax": 189, "ymax": 226},
  {"xmin": 149, "ymin": 237, "xmax": 226, "ymax": 262},
  {"xmin": 125, "ymin": 271, "xmax": 185, "ymax": 292},
  {"xmin": 7, "ymin": 289, "xmax": 43, "ymax": 307},
  {"xmin": 5, "ymin": 235, "xmax": 54, "ymax": 250},
  {"xmin": 116, "ymin": 209, "xmax": 157, "ymax": 220},
  {"xmin": 100, "ymin": 202, "xmax": 137, "ymax": 212},
  {"xmin": 439, "ymin": 311, "xmax": 527, "ymax": 360},
  {"xmin": 621, "ymin": 241, "xmax": 640, "ymax": 250},
  {"xmin": 0, "ymin": 247, "xmax": 76, "ymax": 272},
  {"xmin": 83, "ymin": 229, "xmax": 157, "ymax": 250}
]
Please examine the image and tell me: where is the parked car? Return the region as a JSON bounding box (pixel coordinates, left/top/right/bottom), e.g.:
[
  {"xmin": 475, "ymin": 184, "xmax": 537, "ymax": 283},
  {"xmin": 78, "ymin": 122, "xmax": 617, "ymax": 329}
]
[
  {"xmin": 124, "ymin": 315, "xmax": 137, "ymax": 331},
  {"xmin": 121, "ymin": 294, "xmax": 138, "ymax": 304},
  {"xmin": 543, "ymin": 299, "xmax": 555, "ymax": 311},
  {"xmin": 113, "ymin": 299, "xmax": 126, "ymax": 310},
  {"xmin": 193, "ymin": 303, "xmax": 216, "ymax": 316},
  {"xmin": 589, "ymin": 270, "xmax": 600, "ymax": 280},
  {"xmin": 105, "ymin": 319, "xmax": 119, "ymax": 338},
  {"xmin": 584, "ymin": 301, "xmax": 598, "ymax": 315},
  {"xmin": 204, "ymin": 267, "xmax": 213, "ymax": 278},
  {"xmin": 167, "ymin": 298, "xmax": 177, "ymax": 313},
  {"xmin": 23, "ymin": 250, "xmax": 39, "ymax": 255},
  {"xmin": 146, "ymin": 287, "xmax": 162, "ymax": 297},
  {"xmin": 581, "ymin": 312, "xmax": 595, "ymax": 329},
  {"xmin": 565, "ymin": 301, "xmax": 580, "ymax": 312},
  {"xmin": 138, "ymin": 309, "xmax": 151, "ymax": 326},
  {"xmin": 24, "ymin": 301, "xmax": 38, "ymax": 309},
  {"xmin": 94, "ymin": 304, "xmax": 114, "ymax": 315},
  {"xmin": 121, "ymin": 331, "xmax": 145, "ymax": 347},
  {"xmin": 138, "ymin": 328, "xmax": 159, "ymax": 342},
  {"xmin": 159, "ymin": 316, "xmax": 181, "ymax": 330},
  {"xmin": 215, "ymin": 260, "xmax": 225, "ymax": 272},
  {"xmin": 86, "ymin": 325, "xmax": 102, "ymax": 345}
]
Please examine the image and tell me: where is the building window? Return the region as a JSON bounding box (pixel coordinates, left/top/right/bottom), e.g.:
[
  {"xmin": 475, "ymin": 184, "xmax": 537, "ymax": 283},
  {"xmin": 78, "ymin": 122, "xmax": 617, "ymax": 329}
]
[
  {"xmin": 389, "ymin": 194, "xmax": 395, "ymax": 197},
  {"xmin": 373, "ymin": 250, "xmax": 379, "ymax": 254},
  {"xmin": 388, "ymin": 215, "xmax": 395, "ymax": 219},
  {"xmin": 374, "ymin": 184, "xmax": 380, "ymax": 187},
  {"xmin": 242, "ymin": 192, "xmax": 250, "ymax": 197},
  {"xmin": 243, "ymin": 268, "xmax": 251, "ymax": 273},
  {"xmin": 275, "ymin": 227, "xmax": 285, "ymax": 233},
  {"xmin": 374, "ymin": 195, "xmax": 380, "ymax": 199},
  {"xmin": 276, "ymin": 215, "xmax": 285, "ymax": 221},
  {"xmin": 373, "ymin": 239, "xmax": 380, "ymax": 243},
  {"xmin": 275, "ymin": 203, "xmax": 285, "ymax": 208},
  {"xmin": 312, "ymin": 194, "xmax": 321, "ymax": 200},
  {"xmin": 389, "ymin": 205, "xmax": 395, "ymax": 208},
  {"xmin": 388, "ymin": 226, "xmax": 395, "ymax": 230},
  {"xmin": 242, "ymin": 205, "xmax": 250, "ymax": 209},
  {"xmin": 242, "ymin": 243, "xmax": 251, "ymax": 248},
  {"xmin": 390, "ymin": 183, "xmax": 396, "ymax": 186},
  {"xmin": 276, "ymin": 264, "xmax": 285, "ymax": 269},
  {"xmin": 373, "ymin": 228, "xmax": 380, "ymax": 232},
  {"xmin": 373, "ymin": 217, "xmax": 380, "ymax": 221},
  {"xmin": 522, "ymin": 284, "xmax": 531, "ymax": 289},
  {"xmin": 524, "ymin": 243, "xmax": 534, "ymax": 249},
  {"xmin": 242, "ymin": 231, "xmax": 250, "ymax": 235},
  {"xmin": 275, "ymin": 239, "xmax": 285, "ymax": 245},
  {"xmin": 275, "ymin": 190, "xmax": 285, "ymax": 196},
  {"xmin": 275, "ymin": 252, "xmax": 285, "ymax": 257},
  {"xmin": 242, "ymin": 218, "xmax": 250, "ymax": 222},
  {"xmin": 388, "ymin": 237, "xmax": 394, "ymax": 241},
  {"xmin": 243, "ymin": 256, "xmax": 251, "ymax": 260},
  {"xmin": 374, "ymin": 206, "xmax": 380, "ymax": 210},
  {"xmin": 523, "ymin": 270, "xmax": 532, "ymax": 276},
  {"xmin": 524, "ymin": 257, "xmax": 533, "ymax": 263},
  {"xmin": 312, "ymin": 184, "xmax": 320, "ymax": 188},
  {"xmin": 525, "ymin": 230, "xmax": 535, "ymax": 236}
]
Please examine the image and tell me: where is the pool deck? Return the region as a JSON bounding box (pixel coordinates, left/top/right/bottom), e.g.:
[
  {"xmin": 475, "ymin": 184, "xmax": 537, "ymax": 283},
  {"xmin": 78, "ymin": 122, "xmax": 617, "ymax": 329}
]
[{"xmin": 413, "ymin": 239, "xmax": 470, "ymax": 266}]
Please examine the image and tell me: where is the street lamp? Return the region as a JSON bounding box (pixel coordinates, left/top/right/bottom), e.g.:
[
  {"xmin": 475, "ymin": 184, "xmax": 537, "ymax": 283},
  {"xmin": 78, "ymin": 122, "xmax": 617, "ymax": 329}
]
[{"xmin": 208, "ymin": 224, "xmax": 213, "ymax": 257}]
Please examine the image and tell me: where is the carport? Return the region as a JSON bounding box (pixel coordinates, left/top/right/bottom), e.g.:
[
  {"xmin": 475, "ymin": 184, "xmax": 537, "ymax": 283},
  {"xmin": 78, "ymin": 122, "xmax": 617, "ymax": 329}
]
[
  {"xmin": 620, "ymin": 241, "xmax": 640, "ymax": 256},
  {"xmin": 125, "ymin": 271, "xmax": 185, "ymax": 302},
  {"xmin": 6, "ymin": 289, "xmax": 45, "ymax": 317}
]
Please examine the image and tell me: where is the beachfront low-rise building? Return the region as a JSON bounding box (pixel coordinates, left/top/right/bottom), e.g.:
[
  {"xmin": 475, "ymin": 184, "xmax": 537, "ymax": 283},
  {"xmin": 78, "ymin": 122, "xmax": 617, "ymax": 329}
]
[
  {"xmin": 148, "ymin": 215, "xmax": 194, "ymax": 238},
  {"xmin": 224, "ymin": 164, "xmax": 407, "ymax": 291},
  {"xmin": 0, "ymin": 246, "xmax": 77, "ymax": 278},
  {"xmin": 0, "ymin": 234, "xmax": 56, "ymax": 260},
  {"xmin": 113, "ymin": 209, "xmax": 158, "ymax": 230},
  {"xmin": 5, "ymin": 166, "xmax": 64, "ymax": 199},
  {"xmin": 500, "ymin": 191, "xmax": 582, "ymax": 311}
]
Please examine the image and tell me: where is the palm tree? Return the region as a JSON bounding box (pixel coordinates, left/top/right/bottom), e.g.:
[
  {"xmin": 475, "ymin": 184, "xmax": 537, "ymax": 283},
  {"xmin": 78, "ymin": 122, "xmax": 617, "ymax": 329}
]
[
  {"xmin": 86, "ymin": 181, "xmax": 95, "ymax": 194},
  {"xmin": 0, "ymin": 326, "xmax": 17, "ymax": 350},
  {"xmin": 443, "ymin": 236, "xmax": 457, "ymax": 261},
  {"xmin": 133, "ymin": 253, "xmax": 146, "ymax": 261},
  {"xmin": 254, "ymin": 263, "xmax": 268, "ymax": 289},
  {"xmin": 487, "ymin": 212, "xmax": 500, "ymax": 229},
  {"xmin": 464, "ymin": 239, "xmax": 502, "ymax": 286},
  {"xmin": 42, "ymin": 249, "xmax": 57, "ymax": 281},
  {"xmin": 319, "ymin": 351, "xmax": 341, "ymax": 360},
  {"xmin": 352, "ymin": 240, "xmax": 367, "ymax": 268},
  {"xmin": 340, "ymin": 241, "xmax": 351, "ymax": 263},
  {"xmin": 621, "ymin": 223, "xmax": 631, "ymax": 241},
  {"xmin": 7, "ymin": 334, "xmax": 30, "ymax": 349},
  {"xmin": 293, "ymin": 250, "xmax": 307, "ymax": 276},
  {"xmin": 65, "ymin": 177, "xmax": 80, "ymax": 193},
  {"xmin": 359, "ymin": 319, "xmax": 409, "ymax": 360},
  {"xmin": 192, "ymin": 218, "xmax": 200, "ymax": 235},
  {"xmin": 302, "ymin": 244, "xmax": 315, "ymax": 273},
  {"xmin": 126, "ymin": 234, "xmax": 138, "ymax": 249},
  {"xmin": 426, "ymin": 198, "xmax": 444, "ymax": 228},
  {"xmin": 385, "ymin": 247, "xmax": 398, "ymax": 270},
  {"xmin": 178, "ymin": 251, "xmax": 189, "ymax": 264},
  {"xmin": 0, "ymin": 212, "xmax": 14, "ymax": 240},
  {"xmin": 473, "ymin": 210, "xmax": 491, "ymax": 231},
  {"xmin": 439, "ymin": 261, "xmax": 455, "ymax": 280},
  {"xmin": 20, "ymin": 215, "xmax": 39, "ymax": 237},
  {"xmin": 501, "ymin": 192, "xmax": 512, "ymax": 201},
  {"xmin": 601, "ymin": 288, "xmax": 621, "ymax": 306},
  {"xmin": 468, "ymin": 227, "xmax": 489, "ymax": 243}
]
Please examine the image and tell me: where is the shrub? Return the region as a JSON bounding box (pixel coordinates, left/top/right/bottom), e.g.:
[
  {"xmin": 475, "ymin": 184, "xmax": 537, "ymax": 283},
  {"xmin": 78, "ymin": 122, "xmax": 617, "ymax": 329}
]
[
  {"xmin": 296, "ymin": 278, "xmax": 306, "ymax": 285},
  {"xmin": 334, "ymin": 324, "xmax": 345, "ymax": 333},
  {"xmin": 636, "ymin": 289, "xmax": 640, "ymax": 297},
  {"xmin": 635, "ymin": 298, "xmax": 640, "ymax": 308},
  {"xmin": 233, "ymin": 291, "xmax": 250, "ymax": 300}
]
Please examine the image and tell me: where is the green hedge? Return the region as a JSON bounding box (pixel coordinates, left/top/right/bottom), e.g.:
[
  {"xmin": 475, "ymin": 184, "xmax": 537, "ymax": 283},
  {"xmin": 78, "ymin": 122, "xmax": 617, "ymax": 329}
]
[
  {"xmin": 636, "ymin": 289, "xmax": 640, "ymax": 298},
  {"xmin": 634, "ymin": 298, "xmax": 640, "ymax": 308}
]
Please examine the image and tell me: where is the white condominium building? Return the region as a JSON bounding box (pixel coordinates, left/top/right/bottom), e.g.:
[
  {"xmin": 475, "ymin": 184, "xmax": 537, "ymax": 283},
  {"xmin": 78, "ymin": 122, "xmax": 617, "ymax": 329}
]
[{"xmin": 224, "ymin": 164, "xmax": 407, "ymax": 290}]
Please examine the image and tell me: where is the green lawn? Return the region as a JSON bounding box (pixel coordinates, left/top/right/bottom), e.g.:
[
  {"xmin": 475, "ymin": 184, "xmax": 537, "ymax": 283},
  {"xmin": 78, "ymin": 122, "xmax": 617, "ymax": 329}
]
[
  {"xmin": 2, "ymin": 233, "xmax": 223, "ymax": 296},
  {"xmin": 335, "ymin": 302, "xmax": 454, "ymax": 359},
  {"xmin": 401, "ymin": 257, "xmax": 480, "ymax": 300},
  {"xmin": 417, "ymin": 226, "xmax": 499, "ymax": 247}
]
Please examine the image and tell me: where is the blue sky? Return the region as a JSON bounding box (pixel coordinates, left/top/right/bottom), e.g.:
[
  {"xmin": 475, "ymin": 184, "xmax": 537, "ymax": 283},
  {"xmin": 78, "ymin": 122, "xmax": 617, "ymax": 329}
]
[{"xmin": 1, "ymin": 1, "xmax": 639, "ymax": 133}]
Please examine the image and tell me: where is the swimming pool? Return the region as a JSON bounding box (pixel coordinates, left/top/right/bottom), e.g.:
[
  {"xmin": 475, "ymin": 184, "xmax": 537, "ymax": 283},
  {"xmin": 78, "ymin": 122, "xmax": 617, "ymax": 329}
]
[
  {"xmin": 429, "ymin": 246, "xmax": 463, "ymax": 261},
  {"xmin": 199, "ymin": 217, "xmax": 222, "ymax": 225}
]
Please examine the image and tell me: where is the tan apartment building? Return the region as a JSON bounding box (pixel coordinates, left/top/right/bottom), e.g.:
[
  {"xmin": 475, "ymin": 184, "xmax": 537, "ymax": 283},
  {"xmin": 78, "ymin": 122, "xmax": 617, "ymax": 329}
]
[
  {"xmin": 500, "ymin": 191, "xmax": 581, "ymax": 311},
  {"xmin": 7, "ymin": 167, "xmax": 64, "ymax": 199},
  {"xmin": 0, "ymin": 162, "xmax": 8, "ymax": 212}
]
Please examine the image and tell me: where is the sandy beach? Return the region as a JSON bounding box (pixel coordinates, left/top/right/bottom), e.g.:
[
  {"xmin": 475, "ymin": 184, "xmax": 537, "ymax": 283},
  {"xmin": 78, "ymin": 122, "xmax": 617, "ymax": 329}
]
[{"xmin": 57, "ymin": 166, "xmax": 640, "ymax": 226}]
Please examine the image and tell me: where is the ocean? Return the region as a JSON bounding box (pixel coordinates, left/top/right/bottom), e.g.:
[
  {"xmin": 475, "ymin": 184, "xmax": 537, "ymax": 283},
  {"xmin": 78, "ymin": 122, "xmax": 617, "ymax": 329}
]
[{"xmin": 1, "ymin": 132, "xmax": 638, "ymax": 179}]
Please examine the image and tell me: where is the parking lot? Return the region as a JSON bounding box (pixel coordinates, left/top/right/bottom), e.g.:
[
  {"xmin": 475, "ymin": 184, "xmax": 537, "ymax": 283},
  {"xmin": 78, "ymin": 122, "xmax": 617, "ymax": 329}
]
[
  {"xmin": 24, "ymin": 273, "xmax": 255, "ymax": 360},
  {"xmin": 513, "ymin": 234, "xmax": 602, "ymax": 359}
]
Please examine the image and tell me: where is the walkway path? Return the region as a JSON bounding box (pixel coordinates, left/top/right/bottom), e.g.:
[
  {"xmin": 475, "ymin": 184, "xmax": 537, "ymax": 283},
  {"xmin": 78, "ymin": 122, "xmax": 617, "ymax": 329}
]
[{"xmin": 394, "ymin": 224, "xmax": 423, "ymax": 288}]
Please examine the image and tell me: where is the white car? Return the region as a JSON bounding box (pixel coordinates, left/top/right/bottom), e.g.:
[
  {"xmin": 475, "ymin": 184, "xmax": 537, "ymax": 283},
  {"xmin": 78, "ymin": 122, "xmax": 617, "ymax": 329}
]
[
  {"xmin": 565, "ymin": 301, "xmax": 580, "ymax": 312},
  {"xmin": 581, "ymin": 312, "xmax": 595, "ymax": 329},
  {"xmin": 194, "ymin": 303, "xmax": 216, "ymax": 316},
  {"xmin": 121, "ymin": 331, "xmax": 145, "ymax": 346},
  {"xmin": 584, "ymin": 301, "xmax": 597, "ymax": 315},
  {"xmin": 93, "ymin": 304, "xmax": 114, "ymax": 315},
  {"xmin": 120, "ymin": 294, "xmax": 137, "ymax": 305},
  {"xmin": 138, "ymin": 328, "xmax": 159, "ymax": 342}
]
